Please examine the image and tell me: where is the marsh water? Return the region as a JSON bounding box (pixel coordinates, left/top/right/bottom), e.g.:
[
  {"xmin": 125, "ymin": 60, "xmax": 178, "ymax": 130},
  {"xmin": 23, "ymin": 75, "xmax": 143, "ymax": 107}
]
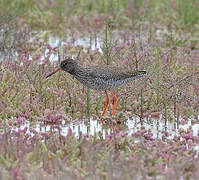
[
  {"xmin": 13, "ymin": 115, "xmax": 199, "ymax": 139},
  {"xmin": 4, "ymin": 34, "xmax": 199, "ymax": 141}
]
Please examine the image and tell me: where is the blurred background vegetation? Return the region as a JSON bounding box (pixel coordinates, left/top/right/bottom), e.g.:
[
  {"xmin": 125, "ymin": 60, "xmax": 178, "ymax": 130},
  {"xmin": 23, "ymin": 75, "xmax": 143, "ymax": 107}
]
[{"xmin": 1, "ymin": 0, "xmax": 198, "ymax": 34}]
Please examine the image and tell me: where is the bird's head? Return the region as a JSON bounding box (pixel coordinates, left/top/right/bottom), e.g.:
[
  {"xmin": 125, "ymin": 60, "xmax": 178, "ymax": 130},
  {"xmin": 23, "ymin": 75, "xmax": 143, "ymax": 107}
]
[
  {"xmin": 46, "ymin": 58, "xmax": 77, "ymax": 78},
  {"xmin": 60, "ymin": 58, "xmax": 77, "ymax": 73}
]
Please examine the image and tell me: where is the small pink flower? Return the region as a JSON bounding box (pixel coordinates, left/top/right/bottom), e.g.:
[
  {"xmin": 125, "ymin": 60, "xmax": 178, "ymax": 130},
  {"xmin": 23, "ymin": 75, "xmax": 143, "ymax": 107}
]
[
  {"xmin": 67, "ymin": 127, "xmax": 73, "ymax": 137},
  {"xmin": 46, "ymin": 44, "xmax": 53, "ymax": 51},
  {"xmin": 144, "ymin": 133, "xmax": 153, "ymax": 140},
  {"xmin": 41, "ymin": 132, "xmax": 51, "ymax": 138},
  {"xmin": 126, "ymin": 40, "xmax": 131, "ymax": 46},
  {"xmin": 181, "ymin": 133, "xmax": 194, "ymax": 141}
]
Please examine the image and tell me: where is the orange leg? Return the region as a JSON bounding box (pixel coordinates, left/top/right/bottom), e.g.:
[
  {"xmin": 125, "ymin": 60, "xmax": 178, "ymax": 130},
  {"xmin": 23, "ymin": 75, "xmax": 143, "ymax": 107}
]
[
  {"xmin": 110, "ymin": 90, "xmax": 117, "ymax": 116},
  {"xmin": 100, "ymin": 91, "xmax": 109, "ymax": 123}
]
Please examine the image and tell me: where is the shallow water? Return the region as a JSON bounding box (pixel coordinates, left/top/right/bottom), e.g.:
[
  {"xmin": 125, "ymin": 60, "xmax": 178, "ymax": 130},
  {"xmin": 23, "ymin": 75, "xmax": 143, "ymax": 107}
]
[
  {"xmin": 2, "ymin": 34, "xmax": 199, "ymax": 142},
  {"xmin": 41, "ymin": 35, "xmax": 103, "ymax": 62},
  {"xmin": 12, "ymin": 115, "xmax": 199, "ymax": 141}
]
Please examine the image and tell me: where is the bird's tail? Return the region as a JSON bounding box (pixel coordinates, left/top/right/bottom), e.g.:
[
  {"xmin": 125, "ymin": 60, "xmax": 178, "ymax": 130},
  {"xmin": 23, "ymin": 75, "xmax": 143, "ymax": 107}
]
[
  {"xmin": 127, "ymin": 70, "xmax": 146, "ymax": 82},
  {"xmin": 128, "ymin": 70, "xmax": 146, "ymax": 81},
  {"xmin": 137, "ymin": 71, "xmax": 146, "ymax": 75}
]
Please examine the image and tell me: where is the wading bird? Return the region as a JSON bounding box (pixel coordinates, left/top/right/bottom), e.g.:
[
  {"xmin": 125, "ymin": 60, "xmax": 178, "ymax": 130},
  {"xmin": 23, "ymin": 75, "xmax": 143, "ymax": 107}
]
[{"xmin": 46, "ymin": 58, "xmax": 146, "ymax": 123}]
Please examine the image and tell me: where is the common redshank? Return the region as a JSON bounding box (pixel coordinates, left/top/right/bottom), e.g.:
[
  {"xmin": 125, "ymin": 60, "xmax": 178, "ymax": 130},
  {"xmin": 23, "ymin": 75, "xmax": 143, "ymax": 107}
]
[{"xmin": 46, "ymin": 58, "xmax": 146, "ymax": 123}]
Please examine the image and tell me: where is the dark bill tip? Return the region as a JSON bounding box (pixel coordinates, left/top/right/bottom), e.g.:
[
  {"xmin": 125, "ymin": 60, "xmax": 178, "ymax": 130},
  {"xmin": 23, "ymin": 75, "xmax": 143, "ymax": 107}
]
[{"xmin": 46, "ymin": 68, "xmax": 62, "ymax": 78}]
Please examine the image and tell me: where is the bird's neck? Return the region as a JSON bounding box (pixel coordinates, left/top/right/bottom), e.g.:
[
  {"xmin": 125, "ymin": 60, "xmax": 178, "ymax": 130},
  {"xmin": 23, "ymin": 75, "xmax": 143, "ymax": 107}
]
[{"xmin": 69, "ymin": 63, "xmax": 85, "ymax": 76}]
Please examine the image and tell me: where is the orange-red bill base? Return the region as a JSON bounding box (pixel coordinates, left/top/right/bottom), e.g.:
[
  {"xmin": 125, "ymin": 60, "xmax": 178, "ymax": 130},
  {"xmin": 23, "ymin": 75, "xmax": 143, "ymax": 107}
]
[{"xmin": 46, "ymin": 68, "xmax": 62, "ymax": 78}]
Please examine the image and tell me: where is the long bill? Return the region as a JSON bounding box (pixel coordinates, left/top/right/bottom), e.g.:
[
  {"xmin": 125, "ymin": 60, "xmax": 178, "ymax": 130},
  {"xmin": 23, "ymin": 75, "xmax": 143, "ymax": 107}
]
[{"xmin": 46, "ymin": 68, "xmax": 62, "ymax": 78}]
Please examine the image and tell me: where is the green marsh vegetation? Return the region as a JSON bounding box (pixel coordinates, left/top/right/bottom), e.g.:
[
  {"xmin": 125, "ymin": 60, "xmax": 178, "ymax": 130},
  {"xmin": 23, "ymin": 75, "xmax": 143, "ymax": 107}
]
[{"xmin": 0, "ymin": 0, "xmax": 199, "ymax": 179}]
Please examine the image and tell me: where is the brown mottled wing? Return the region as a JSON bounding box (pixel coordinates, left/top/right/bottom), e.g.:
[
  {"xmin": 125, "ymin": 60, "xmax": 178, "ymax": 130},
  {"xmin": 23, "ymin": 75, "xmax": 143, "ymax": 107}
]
[{"xmin": 88, "ymin": 65, "xmax": 134, "ymax": 81}]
